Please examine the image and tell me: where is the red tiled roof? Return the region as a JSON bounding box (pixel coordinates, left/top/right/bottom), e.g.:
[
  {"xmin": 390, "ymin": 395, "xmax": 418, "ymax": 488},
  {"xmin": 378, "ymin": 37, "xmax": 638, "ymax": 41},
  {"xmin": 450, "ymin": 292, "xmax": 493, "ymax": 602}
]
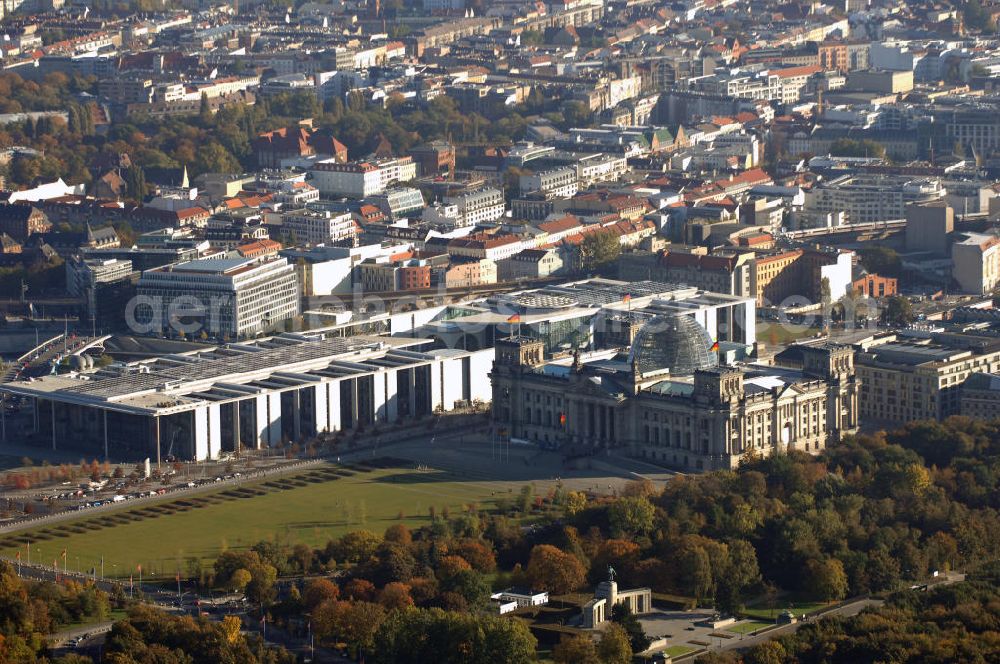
[{"xmin": 772, "ymin": 64, "xmax": 823, "ymax": 78}]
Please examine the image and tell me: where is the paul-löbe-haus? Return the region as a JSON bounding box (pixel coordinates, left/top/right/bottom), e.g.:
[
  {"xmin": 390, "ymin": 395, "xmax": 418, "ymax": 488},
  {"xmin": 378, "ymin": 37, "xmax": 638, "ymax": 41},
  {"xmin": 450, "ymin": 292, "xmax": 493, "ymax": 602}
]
[{"xmin": 1, "ymin": 335, "xmax": 492, "ymax": 462}]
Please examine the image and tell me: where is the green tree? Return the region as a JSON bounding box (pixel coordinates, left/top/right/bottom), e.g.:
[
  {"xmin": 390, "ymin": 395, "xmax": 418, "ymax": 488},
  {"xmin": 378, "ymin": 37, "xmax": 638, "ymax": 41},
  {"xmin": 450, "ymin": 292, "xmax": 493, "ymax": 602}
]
[
  {"xmin": 597, "ymin": 623, "xmax": 632, "ymax": 664},
  {"xmin": 193, "ymin": 141, "xmax": 240, "ymax": 176},
  {"xmin": 744, "ymin": 641, "xmax": 787, "ymax": 664},
  {"xmin": 964, "ymin": 0, "xmax": 996, "ymax": 32},
  {"xmin": 562, "ymin": 100, "xmax": 593, "ymax": 129},
  {"xmin": 803, "ymin": 557, "xmax": 848, "ymax": 601},
  {"xmin": 677, "ymin": 540, "xmax": 715, "ymax": 603},
  {"xmin": 579, "ymin": 230, "xmax": 622, "ymax": 272},
  {"xmin": 607, "ymin": 496, "xmax": 655, "ymax": 538},
  {"xmin": 229, "ymin": 568, "xmax": 252, "ymax": 593},
  {"xmin": 552, "ymin": 634, "xmax": 599, "ymax": 664},
  {"xmin": 124, "ymin": 165, "xmax": 146, "ymax": 201},
  {"xmin": 520, "ymin": 30, "xmax": 544, "ymax": 46},
  {"xmin": 610, "ymin": 602, "xmax": 650, "ymax": 653},
  {"xmin": 332, "ymin": 530, "xmax": 382, "ymax": 564},
  {"xmin": 829, "ymin": 137, "xmax": 888, "ymax": 160},
  {"xmin": 882, "ymin": 295, "xmax": 915, "ymax": 327},
  {"xmin": 372, "ymin": 607, "xmax": 537, "ymax": 664},
  {"xmin": 858, "ymin": 246, "xmax": 902, "ymax": 277},
  {"xmin": 199, "ymin": 92, "xmax": 211, "ymax": 122},
  {"xmin": 715, "ymin": 539, "xmax": 760, "ymax": 615}
]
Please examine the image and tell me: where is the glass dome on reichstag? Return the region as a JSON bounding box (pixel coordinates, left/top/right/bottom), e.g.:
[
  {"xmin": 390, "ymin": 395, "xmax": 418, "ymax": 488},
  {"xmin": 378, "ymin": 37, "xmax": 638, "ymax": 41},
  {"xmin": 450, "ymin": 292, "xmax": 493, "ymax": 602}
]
[{"xmin": 628, "ymin": 314, "xmax": 717, "ymax": 376}]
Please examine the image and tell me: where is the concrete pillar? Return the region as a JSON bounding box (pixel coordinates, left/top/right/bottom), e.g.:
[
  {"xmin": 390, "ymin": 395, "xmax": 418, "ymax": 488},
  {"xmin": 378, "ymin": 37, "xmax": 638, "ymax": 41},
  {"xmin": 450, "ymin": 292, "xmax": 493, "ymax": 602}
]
[
  {"xmin": 254, "ymin": 395, "xmax": 268, "ymax": 449},
  {"xmin": 372, "ymin": 372, "xmax": 387, "ymax": 424},
  {"xmin": 208, "ymin": 404, "xmax": 221, "ymax": 459},
  {"xmin": 103, "ymin": 410, "xmax": 108, "ymax": 460},
  {"xmin": 194, "ymin": 407, "xmax": 210, "ymax": 460},
  {"xmin": 327, "ymin": 380, "xmax": 341, "ymax": 432},
  {"xmin": 383, "ymin": 370, "xmax": 398, "ymax": 423},
  {"xmin": 430, "ymin": 361, "xmax": 443, "ymax": 413},
  {"xmin": 314, "ymin": 383, "xmax": 328, "ymax": 434},
  {"xmin": 267, "ymin": 394, "xmax": 281, "ymax": 447}
]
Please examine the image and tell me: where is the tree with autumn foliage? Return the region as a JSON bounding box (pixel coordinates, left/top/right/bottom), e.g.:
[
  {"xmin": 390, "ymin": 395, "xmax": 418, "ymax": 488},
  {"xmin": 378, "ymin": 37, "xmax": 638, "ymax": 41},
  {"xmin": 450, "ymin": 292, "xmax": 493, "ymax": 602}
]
[
  {"xmin": 372, "ymin": 606, "xmax": 537, "ymax": 664},
  {"xmin": 526, "ymin": 544, "xmax": 586, "ymax": 594}
]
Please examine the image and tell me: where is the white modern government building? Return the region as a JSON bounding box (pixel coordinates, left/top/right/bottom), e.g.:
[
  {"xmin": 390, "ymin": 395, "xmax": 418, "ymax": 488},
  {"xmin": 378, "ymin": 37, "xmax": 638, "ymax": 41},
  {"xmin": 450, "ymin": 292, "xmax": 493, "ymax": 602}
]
[{"xmin": 1, "ymin": 335, "xmax": 492, "ymax": 461}]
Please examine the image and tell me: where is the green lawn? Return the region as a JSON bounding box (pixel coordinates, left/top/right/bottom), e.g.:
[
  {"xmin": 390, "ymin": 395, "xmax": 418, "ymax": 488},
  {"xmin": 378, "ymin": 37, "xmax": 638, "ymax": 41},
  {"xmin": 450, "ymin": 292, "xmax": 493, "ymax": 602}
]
[
  {"xmin": 725, "ymin": 620, "xmax": 771, "ymax": 634},
  {"xmin": 757, "ymin": 322, "xmax": 818, "ymax": 345},
  {"xmin": 743, "ymin": 600, "xmax": 831, "ymax": 621},
  {"xmin": 663, "ymin": 645, "xmax": 695, "ymax": 657},
  {"xmin": 0, "ymin": 463, "xmax": 500, "ymax": 580},
  {"xmin": 58, "ymin": 608, "xmax": 129, "ymax": 633}
]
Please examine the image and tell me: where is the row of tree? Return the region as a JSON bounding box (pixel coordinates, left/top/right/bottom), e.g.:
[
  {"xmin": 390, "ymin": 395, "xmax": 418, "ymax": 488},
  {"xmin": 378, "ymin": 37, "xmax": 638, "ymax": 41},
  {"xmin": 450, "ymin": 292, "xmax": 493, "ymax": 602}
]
[
  {"xmin": 700, "ymin": 562, "xmax": 1000, "ymax": 664},
  {"xmin": 90, "ymin": 416, "xmax": 998, "ymax": 663},
  {"xmin": 0, "ymin": 561, "xmax": 111, "ymax": 663}
]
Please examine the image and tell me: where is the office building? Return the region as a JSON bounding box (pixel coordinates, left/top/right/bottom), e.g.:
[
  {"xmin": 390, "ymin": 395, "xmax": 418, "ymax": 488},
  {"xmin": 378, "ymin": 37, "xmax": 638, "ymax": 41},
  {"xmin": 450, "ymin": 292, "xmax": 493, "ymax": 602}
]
[
  {"xmin": 856, "ymin": 333, "xmax": 1000, "ymax": 426},
  {"xmin": 309, "ymin": 157, "xmax": 417, "ymax": 198},
  {"xmin": 280, "ymin": 208, "xmax": 358, "ymax": 246},
  {"xmin": 369, "ymin": 188, "xmax": 425, "ymax": 220},
  {"xmin": 519, "ymin": 168, "xmax": 578, "ymax": 198},
  {"xmin": 65, "ymin": 257, "xmax": 135, "ymax": 328},
  {"xmin": 802, "ymin": 175, "xmax": 944, "ymax": 224},
  {"xmin": 905, "ymin": 200, "xmax": 953, "ymax": 257},
  {"xmin": 0, "ymin": 335, "xmax": 491, "ymax": 461},
  {"xmin": 960, "ymin": 373, "xmax": 1000, "ymax": 421},
  {"xmin": 135, "ymin": 256, "xmax": 300, "ymax": 339},
  {"xmin": 418, "ymin": 278, "xmax": 755, "ymax": 357},
  {"xmin": 952, "ymin": 232, "xmax": 1000, "ymax": 295},
  {"xmin": 750, "ymin": 249, "xmax": 853, "ymax": 307}
]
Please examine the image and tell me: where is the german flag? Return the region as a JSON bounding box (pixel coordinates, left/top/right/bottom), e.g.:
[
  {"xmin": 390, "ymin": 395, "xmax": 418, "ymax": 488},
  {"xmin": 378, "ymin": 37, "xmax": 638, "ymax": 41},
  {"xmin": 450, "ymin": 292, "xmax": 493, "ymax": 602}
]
[
  {"xmin": 710, "ymin": 340, "xmax": 720, "ymax": 352},
  {"xmin": 622, "ymin": 293, "xmax": 631, "ymax": 304},
  {"xmin": 507, "ymin": 313, "xmax": 521, "ymax": 324}
]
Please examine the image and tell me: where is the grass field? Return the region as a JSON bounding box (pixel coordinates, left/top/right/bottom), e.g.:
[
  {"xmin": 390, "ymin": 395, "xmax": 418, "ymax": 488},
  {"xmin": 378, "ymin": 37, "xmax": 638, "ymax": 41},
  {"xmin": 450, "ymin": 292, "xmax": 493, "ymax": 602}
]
[
  {"xmin": 61, "ymin": 609, "xmax": 129, "ymax": 632},
  {"xmin": 757, "ymin": 323, "xmax": 818, "ymax": 345},
  {"xmin": 0, "ymin": 461, "xmax": 504, "ymax": 580},
  {"xmin": 725, "ymin": 620, "xmax": 771, "ymax": 634},
  {"xmin": 663, "ymin": 645, "xmax": 695, "ymax": 657},
  {"xmin": 743, "ymin": 600, "xmax": 830, "ymax": 621}
]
